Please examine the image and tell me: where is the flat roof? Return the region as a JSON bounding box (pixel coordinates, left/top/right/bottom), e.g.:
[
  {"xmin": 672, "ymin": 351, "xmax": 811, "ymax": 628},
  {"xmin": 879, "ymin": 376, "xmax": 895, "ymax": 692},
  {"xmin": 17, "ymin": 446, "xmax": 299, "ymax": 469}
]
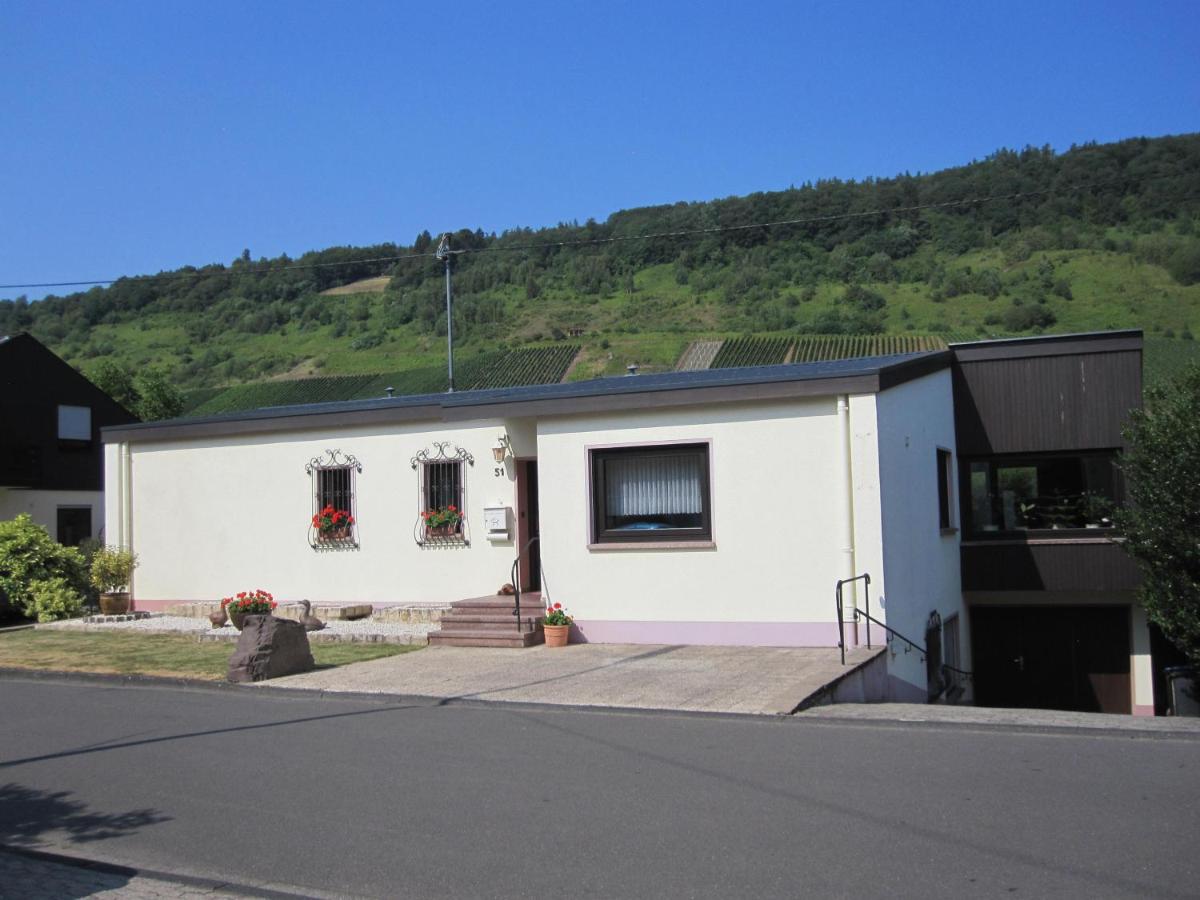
[
  {"xmin": 101, "ymin": 329, "xmax": 1144, "ymax": 444},
  {"xmin": 102, "ymin": 350, "xmax": 950, "ymax": 443}
]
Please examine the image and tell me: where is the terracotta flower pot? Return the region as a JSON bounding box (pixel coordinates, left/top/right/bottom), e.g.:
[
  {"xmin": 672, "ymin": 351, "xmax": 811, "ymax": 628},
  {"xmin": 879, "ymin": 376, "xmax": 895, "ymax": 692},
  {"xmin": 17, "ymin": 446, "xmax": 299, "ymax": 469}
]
[
  {"xmin": 99, "ymin": 592, "xmax": 130, "ymax": 615},
  {"xmin": 229, "ymin": 609, "xmax": 271, "ymax": 630},
  {"xmin": 544, "ymin": 624, "xmax": 570, "ymax": 647}
]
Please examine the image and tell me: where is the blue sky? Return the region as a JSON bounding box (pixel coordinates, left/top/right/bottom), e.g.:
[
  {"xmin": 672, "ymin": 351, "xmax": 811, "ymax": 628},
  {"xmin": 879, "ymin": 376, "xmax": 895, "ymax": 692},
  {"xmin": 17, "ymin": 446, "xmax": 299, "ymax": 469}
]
[{"xmin": 3, "ymin": 0, "xmax": 1197, "ymax": 299}]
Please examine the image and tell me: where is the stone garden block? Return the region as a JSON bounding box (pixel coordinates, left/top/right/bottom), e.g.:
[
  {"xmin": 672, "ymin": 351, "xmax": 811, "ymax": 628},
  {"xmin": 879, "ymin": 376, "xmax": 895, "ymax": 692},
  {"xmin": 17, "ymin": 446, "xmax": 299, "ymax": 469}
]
[{"xmin": 227, "ymin": 615, "xmax": 315, "ymax": 683}]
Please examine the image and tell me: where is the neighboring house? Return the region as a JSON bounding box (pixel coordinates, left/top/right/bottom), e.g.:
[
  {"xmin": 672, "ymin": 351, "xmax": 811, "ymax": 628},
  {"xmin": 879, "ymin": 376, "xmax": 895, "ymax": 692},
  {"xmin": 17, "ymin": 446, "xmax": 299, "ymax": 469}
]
[
  {"xmin": 0, "ymin": 334, "xmax": 138, "ymax": 545},
  {"xmin": 101, "ymin": 330, "xmax": 1159, "ymax": 713}
]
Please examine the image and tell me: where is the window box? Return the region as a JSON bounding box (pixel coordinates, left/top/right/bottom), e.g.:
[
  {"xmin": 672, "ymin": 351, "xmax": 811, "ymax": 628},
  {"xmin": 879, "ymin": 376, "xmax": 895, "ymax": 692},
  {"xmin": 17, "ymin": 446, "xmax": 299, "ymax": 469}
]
[{"xmin": 590, "ymin": 442, "xmax": 711, "ymax": 545}]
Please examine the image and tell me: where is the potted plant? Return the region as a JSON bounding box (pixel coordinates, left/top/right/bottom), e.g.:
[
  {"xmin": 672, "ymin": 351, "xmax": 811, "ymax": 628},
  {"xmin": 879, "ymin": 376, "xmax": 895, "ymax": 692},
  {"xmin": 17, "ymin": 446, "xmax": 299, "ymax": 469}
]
[
  {"xmin": 90, "ymin": 546, "xmax": 138, "ymax": 615},
  {"xmin": 221, "ymin": 589, "xmax": 277, "ymax": 630},
  {"xmin": 421, "ymin": 505, "xmax": 463, "ymax": 539},
  {"xmin": 542, "ymin": 602, "xmax": 573, "ymax": 648},
  {"xmin": 1082, "ymin": 491, "xmax": 1115, "ymax": 528},
  {"xmin": 312, "ymin": 506, "xmax": 355, "ymax": 541}
]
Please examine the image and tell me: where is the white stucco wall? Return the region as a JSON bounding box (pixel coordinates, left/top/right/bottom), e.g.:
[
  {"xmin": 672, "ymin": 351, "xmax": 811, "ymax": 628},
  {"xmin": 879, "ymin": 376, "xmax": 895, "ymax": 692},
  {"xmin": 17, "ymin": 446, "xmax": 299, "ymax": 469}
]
[
  {"xmin": 872, "ymin": 368, "xmax": 966, "ymax": 699},
  {"xmin": 534, "ymin": 395, "xmax": 887, "ymax": 645},
  {"xmin": 0, "ymin": 487, "xmax": 104, "ymax": 542},
  {"xmin": 105, "ymin": 419, "xmax": 530, "ymax": 608}
]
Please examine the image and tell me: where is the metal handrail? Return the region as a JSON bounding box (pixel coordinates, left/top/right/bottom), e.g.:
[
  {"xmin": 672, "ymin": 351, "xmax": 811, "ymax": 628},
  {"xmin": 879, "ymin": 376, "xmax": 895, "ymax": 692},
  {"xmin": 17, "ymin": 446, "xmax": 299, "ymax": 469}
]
[
  {"xmin": 835, "ymin": 574, "xmax": 973, "ymax": 681},
  {"xmin": 835, "ymin": 574, "xmax": 871, "ymax": 664},
  {"xmin": 510, "ymin": 536, "xmax": 544, "ymax": 632}
]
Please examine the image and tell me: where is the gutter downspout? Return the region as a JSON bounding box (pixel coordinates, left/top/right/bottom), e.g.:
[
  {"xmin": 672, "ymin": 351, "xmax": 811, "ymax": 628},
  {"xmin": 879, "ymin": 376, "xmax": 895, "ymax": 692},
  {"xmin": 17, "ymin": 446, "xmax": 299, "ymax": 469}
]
[
  {"xmin": 120, "ymin": 443, "xmax": 134, "ymax": 595},
  {"xmin": 836, "ymin": 396, "xmax": 857, "ymax": 647}
]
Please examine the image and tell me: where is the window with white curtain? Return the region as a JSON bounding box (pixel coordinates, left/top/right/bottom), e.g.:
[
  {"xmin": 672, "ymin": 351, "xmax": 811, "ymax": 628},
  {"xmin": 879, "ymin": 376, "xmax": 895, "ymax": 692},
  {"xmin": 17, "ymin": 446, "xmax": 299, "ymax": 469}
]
[{"xmin": 590, "ymin": 443, "xmax": 711, "ymax": 543}]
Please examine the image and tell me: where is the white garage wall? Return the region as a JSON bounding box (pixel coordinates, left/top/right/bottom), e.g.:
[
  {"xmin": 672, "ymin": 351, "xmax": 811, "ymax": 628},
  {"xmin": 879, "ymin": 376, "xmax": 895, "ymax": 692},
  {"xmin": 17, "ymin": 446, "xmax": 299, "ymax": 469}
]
[{"xmin": 872, "ymin": 368, "xmax": 966, "ymax": 699}]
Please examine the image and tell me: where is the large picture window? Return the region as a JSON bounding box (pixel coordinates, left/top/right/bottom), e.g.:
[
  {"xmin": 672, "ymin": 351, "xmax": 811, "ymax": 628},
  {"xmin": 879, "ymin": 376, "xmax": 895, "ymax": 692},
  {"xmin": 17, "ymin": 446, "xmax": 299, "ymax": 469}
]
[
  {"xmin": 590, "ymin": 443, "xmax": 711, "ymax": 543},
  {"xmin": 965, "ymin": 451, "xmax": 1120, "ymax": 536}
]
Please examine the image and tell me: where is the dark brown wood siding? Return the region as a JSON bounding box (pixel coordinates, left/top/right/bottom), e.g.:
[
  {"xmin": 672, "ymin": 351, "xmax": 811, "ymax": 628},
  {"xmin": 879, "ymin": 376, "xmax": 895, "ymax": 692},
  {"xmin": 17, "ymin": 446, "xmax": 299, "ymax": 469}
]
[
  {"xmin": 0, "ymin": 335, "xmax": 138, "ymax": 491},
  {"xmin": 952, "ymin": 349, "xmax": 1141, "ymax": 455},
  {"xmin": 961, "ymin": 541, "xmax": 1142, "ymax": 592}
]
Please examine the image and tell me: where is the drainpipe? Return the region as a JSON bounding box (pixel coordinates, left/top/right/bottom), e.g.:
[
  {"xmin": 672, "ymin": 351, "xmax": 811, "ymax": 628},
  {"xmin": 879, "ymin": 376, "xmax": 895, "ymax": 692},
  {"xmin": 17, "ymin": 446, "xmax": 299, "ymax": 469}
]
[
  {"xmin": 121, "ymin": 442, "xmax": 134, "ymax": 598},
  {"xmin": 836, "ymin": 396, "xmax": 857, "ymax": 646}
]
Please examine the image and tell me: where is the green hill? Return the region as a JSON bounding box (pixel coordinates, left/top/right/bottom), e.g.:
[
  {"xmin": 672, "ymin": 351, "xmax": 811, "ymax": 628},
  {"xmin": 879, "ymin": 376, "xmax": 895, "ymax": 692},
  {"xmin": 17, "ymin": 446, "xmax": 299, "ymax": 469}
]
[{"xmin": 3, "ymin": 133, "xmax": 1199, "ymax": 399}]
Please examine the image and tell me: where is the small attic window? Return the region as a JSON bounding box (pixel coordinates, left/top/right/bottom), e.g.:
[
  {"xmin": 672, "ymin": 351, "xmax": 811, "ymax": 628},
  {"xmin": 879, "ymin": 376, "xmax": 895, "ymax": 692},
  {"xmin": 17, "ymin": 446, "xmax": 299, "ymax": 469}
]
[{"xmin": 58, "ymin": 405, "xmax": 92, "ymax": 446}]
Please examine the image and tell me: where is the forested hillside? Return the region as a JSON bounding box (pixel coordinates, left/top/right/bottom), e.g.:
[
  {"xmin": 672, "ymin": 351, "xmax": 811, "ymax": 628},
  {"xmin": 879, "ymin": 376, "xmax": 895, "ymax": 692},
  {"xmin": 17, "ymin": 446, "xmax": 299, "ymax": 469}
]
[{"xmin": 3, "ymin": 133, "xmax": 1199, "ymax": 396}]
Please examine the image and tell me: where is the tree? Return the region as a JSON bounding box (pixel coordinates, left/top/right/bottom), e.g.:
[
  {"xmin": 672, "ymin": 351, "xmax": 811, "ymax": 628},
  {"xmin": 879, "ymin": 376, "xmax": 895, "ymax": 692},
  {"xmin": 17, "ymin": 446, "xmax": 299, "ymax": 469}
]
[
  {"xmin": 87, "ymin": 360, "xmax": 182, "ymax": 421},
  {"xmin": 135, "ymin": 367, "xmax": 184, "ymax": 421},
  {"xmin": 89, "ymin": 359, "xmax": 138, "ymax": 411},
  {"xmin": 1118, "ymin": 364, "xmax": 1200, "ymax": 664}
]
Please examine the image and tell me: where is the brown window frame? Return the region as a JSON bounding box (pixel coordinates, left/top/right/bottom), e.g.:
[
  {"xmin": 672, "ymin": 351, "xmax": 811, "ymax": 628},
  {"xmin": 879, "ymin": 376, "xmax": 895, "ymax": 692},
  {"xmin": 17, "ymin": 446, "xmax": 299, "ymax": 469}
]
[
  {"xmin": 590, "ymin": 443, "xmax": 712, "ymax": 544},
  {"xmin": 937, "ymin": 447, "xmax": 955, "ymax": 531}
]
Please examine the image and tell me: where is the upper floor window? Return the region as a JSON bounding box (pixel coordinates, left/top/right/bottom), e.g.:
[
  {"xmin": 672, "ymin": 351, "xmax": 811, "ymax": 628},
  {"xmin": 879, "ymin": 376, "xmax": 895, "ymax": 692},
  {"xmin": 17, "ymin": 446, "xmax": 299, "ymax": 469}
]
[
  {"xmin": 590, "ymin": 443, "xmax": 711, "ymax": 544},
  {"xmin": 966, "ymin": 451, "xmax": 1120, "ymax": 537},
  {"xmin": 57, "ymin": 405, "xmax": 91, "ymax": 447}
]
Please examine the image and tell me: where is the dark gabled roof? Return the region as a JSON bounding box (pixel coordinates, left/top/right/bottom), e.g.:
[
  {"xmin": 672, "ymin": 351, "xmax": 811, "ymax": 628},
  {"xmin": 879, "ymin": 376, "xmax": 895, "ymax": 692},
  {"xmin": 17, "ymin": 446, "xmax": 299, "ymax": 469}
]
[{"xmin": 102, "ymin": 350, "xmax": 952, "ymax": 443}]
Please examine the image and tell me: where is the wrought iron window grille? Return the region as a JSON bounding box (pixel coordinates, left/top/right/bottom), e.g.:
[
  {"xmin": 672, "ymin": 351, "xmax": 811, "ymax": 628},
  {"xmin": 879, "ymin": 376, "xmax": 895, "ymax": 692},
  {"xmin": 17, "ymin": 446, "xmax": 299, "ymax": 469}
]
[
  {"xmin": 411, "ymin": 442, "xmax": 473, "ymax": 548},
  {"xmin": 307, "ymin": 449, "xmax": 361, "ymax": 551}
]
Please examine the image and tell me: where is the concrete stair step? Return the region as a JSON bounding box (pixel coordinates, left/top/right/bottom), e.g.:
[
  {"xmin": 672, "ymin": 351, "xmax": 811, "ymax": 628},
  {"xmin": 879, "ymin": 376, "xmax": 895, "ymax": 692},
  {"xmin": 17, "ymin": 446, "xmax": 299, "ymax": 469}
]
[
  {"xmin": 439, "ymin": 612, "xmax": 544, "ymax": 626},
  {"xmin": 438, "ymin": 619, "xmax": 541, "ymax": 634},
  {"xmin": 451, "ymin": 594, "xmax": 542, "ymax": 611},
  {"xmin": 439, "ymin": 619, "xmax": 542, "ymax": 628},
  {"xmin": 428, "ymin": 629, "xmax": 545, "ymax": 648}
]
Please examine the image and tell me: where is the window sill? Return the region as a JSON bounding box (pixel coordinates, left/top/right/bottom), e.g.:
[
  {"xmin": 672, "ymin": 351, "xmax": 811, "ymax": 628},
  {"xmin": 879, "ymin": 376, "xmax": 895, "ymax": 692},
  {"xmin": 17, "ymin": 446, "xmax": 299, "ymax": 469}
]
[
  {"xmin": 588, "ymin": 541, "xmax": 716, "ymax": 552},
  {"xmin": 963, "ymin": 534, "xmax": 1124, "ymax": 547},
  {"xmin": 940, "ymin": 527, "xmax": 959, "ymax": 537}
]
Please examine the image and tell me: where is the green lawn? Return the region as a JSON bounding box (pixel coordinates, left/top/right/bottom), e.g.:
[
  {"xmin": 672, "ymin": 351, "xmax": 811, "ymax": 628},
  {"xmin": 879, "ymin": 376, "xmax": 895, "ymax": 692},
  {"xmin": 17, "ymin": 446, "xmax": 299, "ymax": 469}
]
[{"xmin": 0, "ymin": 630, "xmax": 419, "ymax": 681}]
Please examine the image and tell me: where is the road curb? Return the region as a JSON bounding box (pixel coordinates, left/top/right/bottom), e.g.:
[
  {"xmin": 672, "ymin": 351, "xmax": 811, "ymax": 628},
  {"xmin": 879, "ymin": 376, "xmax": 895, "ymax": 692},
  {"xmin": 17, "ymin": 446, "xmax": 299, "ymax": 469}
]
[
  {"xmin": 0, "ymin": 844, "xmax": 320, "ymax": 899},
  {"xmin": 4, "ymin": 667, "xmax": 1197, "ymax": 739}
]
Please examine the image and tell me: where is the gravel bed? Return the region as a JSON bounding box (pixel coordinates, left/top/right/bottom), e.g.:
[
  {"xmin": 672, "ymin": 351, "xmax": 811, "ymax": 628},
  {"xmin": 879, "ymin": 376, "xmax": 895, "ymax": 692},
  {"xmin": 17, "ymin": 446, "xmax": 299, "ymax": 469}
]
[{"xmin": 38, "ymin": 614, "xmax": 433, "ymax": 645}]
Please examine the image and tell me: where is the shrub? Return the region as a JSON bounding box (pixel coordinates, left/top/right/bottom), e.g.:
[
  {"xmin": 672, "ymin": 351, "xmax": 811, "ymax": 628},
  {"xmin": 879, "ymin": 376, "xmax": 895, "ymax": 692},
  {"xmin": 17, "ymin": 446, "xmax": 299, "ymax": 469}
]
[
  {"xmin": 89, "ymin": 546, "xmax": 139, "ymax": 593},
  {"xmin": 27, "ymin": 576, "xmax": 84, "ymax": 622},
  {"xmin": 0, "ymin": 515, "xmax": 88, "ymax": 618},
  {"xmin": 1002, "ymin": 304, "xmax": 1057, "ymax": 332}
]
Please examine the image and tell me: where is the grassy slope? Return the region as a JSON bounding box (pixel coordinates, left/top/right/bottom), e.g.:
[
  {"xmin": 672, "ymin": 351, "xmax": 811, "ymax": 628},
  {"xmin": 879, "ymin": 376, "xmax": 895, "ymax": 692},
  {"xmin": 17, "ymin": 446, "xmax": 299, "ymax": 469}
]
[{"xmin": 57, "ymin": 234, "xmax": 1200, "ymax": 394}]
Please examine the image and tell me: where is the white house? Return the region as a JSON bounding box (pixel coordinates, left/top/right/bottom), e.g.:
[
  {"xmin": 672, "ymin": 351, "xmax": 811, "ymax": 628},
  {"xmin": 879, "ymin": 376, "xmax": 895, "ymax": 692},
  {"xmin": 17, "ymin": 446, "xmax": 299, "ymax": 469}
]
[{"xmin": 102, "ymin": 330, "xmax": 1161, "ymax": 713}]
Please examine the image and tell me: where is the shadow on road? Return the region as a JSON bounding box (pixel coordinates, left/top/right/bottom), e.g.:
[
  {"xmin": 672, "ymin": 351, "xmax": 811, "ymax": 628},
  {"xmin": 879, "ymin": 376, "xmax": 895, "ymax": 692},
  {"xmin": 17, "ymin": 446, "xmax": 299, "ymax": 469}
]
[{"xmin": 0, "ymin": 783, "xmax": 169, "ymax": 848}]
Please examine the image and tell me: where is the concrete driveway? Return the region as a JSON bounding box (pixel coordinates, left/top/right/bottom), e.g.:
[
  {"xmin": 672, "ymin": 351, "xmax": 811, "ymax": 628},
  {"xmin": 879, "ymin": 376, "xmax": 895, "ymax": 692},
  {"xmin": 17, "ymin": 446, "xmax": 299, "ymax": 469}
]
[{"xmin": 265, "ymin": 642, "xmax": 881, "ymax": 714}]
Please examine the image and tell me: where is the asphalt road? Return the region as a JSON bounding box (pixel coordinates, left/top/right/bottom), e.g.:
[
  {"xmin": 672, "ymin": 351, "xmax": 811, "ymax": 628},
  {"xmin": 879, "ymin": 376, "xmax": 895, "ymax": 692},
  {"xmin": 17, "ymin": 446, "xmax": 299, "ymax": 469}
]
[{"xmin": 1, "ymin": 676, "xmax": 1197, "ymax": 899}]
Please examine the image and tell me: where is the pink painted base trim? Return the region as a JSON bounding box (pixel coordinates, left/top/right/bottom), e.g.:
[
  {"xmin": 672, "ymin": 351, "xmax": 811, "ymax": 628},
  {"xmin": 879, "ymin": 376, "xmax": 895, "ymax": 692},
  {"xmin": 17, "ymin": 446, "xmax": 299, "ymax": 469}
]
[
  {"xmin": 1133, "ymin": 704, "xmax": 1155, "ymax": 717},
  {"xmin": 130, "ymin": 599, "xmax": 176, "ymax": 612},
  {"xmin": 132, "ymin": 599, "xmax": 445, "ymax": 613},
  {"xmin": 572, "ymin": 620, "xmax": 841, "ymax": 647}
]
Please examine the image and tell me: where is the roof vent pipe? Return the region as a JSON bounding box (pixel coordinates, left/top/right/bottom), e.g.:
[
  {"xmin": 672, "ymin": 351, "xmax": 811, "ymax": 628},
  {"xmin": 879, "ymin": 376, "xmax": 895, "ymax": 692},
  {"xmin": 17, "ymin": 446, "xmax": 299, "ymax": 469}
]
[{"xmin": 626, "ymin": 363, "xmax": 639, "ymax": 376}]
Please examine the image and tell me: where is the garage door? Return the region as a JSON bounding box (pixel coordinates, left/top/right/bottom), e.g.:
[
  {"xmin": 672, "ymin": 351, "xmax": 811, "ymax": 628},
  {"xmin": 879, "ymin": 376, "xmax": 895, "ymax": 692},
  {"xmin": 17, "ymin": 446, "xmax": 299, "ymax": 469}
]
[{"xmin": 970, "ymin": 605, "xmax": 1131, "ymax": 714}]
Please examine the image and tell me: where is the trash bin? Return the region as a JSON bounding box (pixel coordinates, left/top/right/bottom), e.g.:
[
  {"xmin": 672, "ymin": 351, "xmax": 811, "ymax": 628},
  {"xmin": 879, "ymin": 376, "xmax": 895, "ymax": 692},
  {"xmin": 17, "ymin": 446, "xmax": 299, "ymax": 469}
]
[{"xmin": 1165, "ymin": 666, "xmax": 1200, "ymax": 717}]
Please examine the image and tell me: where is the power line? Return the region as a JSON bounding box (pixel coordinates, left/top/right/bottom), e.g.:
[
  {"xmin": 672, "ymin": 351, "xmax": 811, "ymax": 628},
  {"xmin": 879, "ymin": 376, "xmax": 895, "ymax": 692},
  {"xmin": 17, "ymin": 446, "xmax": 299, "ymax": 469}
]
[{"xmin": 2, "ymin": 172, "xmax": 1195, "ymax": 292}]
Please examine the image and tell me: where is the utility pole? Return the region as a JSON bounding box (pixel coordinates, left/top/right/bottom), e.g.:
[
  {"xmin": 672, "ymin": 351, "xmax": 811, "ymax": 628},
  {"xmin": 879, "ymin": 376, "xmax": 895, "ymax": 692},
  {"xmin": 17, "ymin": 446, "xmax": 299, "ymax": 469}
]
[{"xmin": 436, "ymin": 233, "xmax": 454, "ymax": 392}]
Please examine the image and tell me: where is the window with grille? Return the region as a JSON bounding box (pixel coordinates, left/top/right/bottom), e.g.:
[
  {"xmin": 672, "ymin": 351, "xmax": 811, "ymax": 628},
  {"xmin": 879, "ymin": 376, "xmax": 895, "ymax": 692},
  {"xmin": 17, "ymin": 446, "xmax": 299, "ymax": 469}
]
[
  {"xmin": 411, "ymin": 442, "xmax": 473, "ymax": 545},
  {"xmin": 306, "ymin": 450, "xmax": 360, "ymax": 548}
]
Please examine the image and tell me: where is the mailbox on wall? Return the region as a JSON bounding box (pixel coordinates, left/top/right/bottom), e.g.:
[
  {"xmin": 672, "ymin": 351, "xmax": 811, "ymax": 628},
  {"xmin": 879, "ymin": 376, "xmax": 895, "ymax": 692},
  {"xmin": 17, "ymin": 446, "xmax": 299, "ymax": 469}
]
[{"xmin": 483, "ymin": 505, "xmax": 511, "ymax": 541}]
